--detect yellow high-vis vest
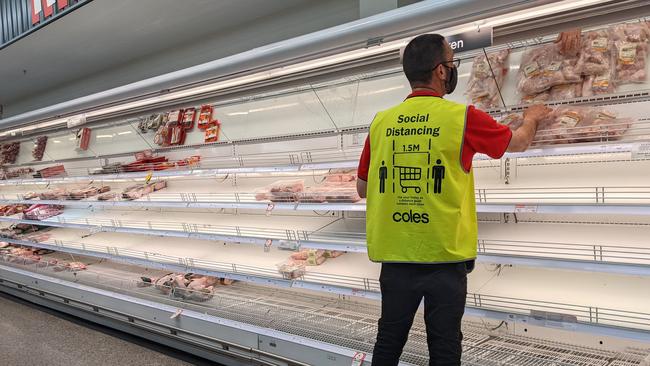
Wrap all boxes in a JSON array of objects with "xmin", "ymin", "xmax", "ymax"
[{"xmin": 366, "ymin": 96, "xmax": 477, "ymax": 263}]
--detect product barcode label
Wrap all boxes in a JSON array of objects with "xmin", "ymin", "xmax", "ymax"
[{"xmin": 632, "ymin": 142, "xmax": 650, "ymax": 160}]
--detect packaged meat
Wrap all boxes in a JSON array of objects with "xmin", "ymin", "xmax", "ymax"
[
  {"xmin": 68, "ymin": 186, "xmax": 104, "ymax": 200},
  {"xmin": 204, "ymin": 123, "xmax": 221, "ymax": 143},
  {"xmin": 298, "ymin": 188, "xmax": 327, "ymax": 203},
  {"xmin": 32, "ymin": 136, "xmax": 47, "ymax": 161},
  {"xmin": 134, "ymin": 150, "xmax": 153, "ymax": 161},
  {"xmin": 145, "ymin": 114, "xmax": 166, "ymax": 131},
  {"xmin": 517, "ymin": 44, "xmax": 581, "ymax": 96},
  {"xmin": 97, "ymin": 192, "xmax": 118, "ymax": 201},
  {"xmin": 1, "ymin": 142, "xmax": 20, "ymax": 165},
  {"xmin": 277, "ymin": 260, "xmax": 306, "ymax": 279},
  {"xmin": 324, "ymin": 250, "xmax": 344, "ymax": 258},
  {"xmin": 548, "ymin": 83, "xmax": 582, "ymax": 100},
  {"xmin": 323, "ymin": 186, "xmax": 361, "ymax": 203},
  {"xmin": 534, "ymin": 106, "xmax": 631, "ymax": 145},
  {"xmin": 66, "ymin": 262, "xmax": 87, "ymax": 272},
  {"xmin": 520, "ymin": 91, "xmax": 550, "ymax": 104},
  {"xmin": 153, "ymin": 180, "xmax": 167, "ymax": 191},
  {"xmin": 220, "ymin": 278, "xmax": 234, "ymax": 285},
  {"xmin": 611, "ymin": 23, "xmax": 650, "ymax": 84},
  {"xmin": 576, "ymin": 29, "xmax": 614, "ymax": 76},
  {"xmin": 39, "ymin": 188, "xmax": 68, "ymax": 200},
  {"xmin": 324, "ymin": 172, "xmax": 357, "ymax": 183},
  {"xmin": 613, "ymin": 40, "xmax": 648, "ymax": 84},
  {"xmin": 465, "ymin": 49, "xmax": 510, "ymax": 110},
  {"xmin": 181, "ymin": 108, "xmax": 196, "ymax": 130},
  {"xmin": 24, "ymin": 204, "xmax": 63, "ymax": 221},
  {"xmin": 75, "ymin": 128, "xmax": 91, "ymax": 151},
  {"xmin": 36, "ymin": 165, "xmax": 66, "ymax": 178},
  {"xmin": 167, "ymin": 110, "xmax": 183, "ymax": 124},
  {"xmin": 198, "ymin": 105, "xmax": 215, "ymax": 130},
  {"xmin": 1, "ymin": 167, "xmax": 34, "ymax": 180},
  {"xmin": 582, "ymin": 73, "xmax": 616, "ymax": 96},
  {"xmin": 257, "ymin": 179, "xmax": 305, "ymax": 202},
  {"xmin": 168, "ymin": 125, "xmax": 187, "ymax": 146}
]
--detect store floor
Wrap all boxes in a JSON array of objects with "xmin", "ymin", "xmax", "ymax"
[{"xmin": 0, "ymin": 292, "xmax": 216, "ymax": 366}]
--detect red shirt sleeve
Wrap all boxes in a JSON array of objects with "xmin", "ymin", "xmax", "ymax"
[
  {"xmin": 462, "ymin": 105, "xmax": 512, "ymax": 171},
  {"xmin": 357, "ymin": 135, "xmax": 370, "ymax": 181}
]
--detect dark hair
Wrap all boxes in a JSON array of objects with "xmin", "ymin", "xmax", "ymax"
[{"xmin": 402, "ymin": 34, "xmax": 447, "ymax": 85}]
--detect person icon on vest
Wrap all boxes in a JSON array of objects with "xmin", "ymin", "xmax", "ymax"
[
  {"xmin": 355, "ymin": 33, "xmax": 550, "ymax": 365},
  {"xmin": 379, "ymin": 161, "xmax": 388, "ymax": 194},
  {"xmin": 432, "ymin": 159, "xmax": 445, "ymax": 194}
]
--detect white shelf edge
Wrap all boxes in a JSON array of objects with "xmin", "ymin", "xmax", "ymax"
[
  {"xmin": 3, "ymin": 216, "xmax": 650, "ymax": 277},
  {"xmin": 0, "ymin": 139, "xmax": 643, "ymax": 186},
  {"xmin": 4, "ymin": 199, "xmax": 650, "ymax": 216}
]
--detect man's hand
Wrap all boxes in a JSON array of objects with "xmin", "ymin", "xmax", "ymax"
[
  {"xmin": 507, "ymin": 104, "xmax": 552, "ymax": 152},
  {"xmin": 523, "ymin": 103, "xmax": 551, "ymax": 122},
  {"xmin": 555, "ymin": 29, "xmax": 581, "ymax": 56}
]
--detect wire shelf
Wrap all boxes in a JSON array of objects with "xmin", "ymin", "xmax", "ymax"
[{"xmin": 1, "ymin": 256, "xmax": 648, "ymax": 366}]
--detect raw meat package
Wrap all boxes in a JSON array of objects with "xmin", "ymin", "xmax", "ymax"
[
  {"xmin": 167, "ymin": 110, "xmax": 183, "ymax": 124},
  {"xmin": 256, "ymin": 179, "xmax": 305, "ymax": 202},
  {"xmin": 121, "ymin": 181, "xmax": 166, "ymax": 200},
  {"xmin": 548, "ymin": 83, "xmax": 582, "ymax": 100},
  {"xmin": 582, "ymin": 73, "xmax": 615, "ymax": 96},
  {"xmin": 181, "ymin": 108, "xmax": 196, "ymax": 130},
  {"xmin": 465, "ymin": 49, "xmax": 510, "ymax": 110},
  {"xmin": 535, "ymin": 107, "xmax": 631, "ymax": 145},
  {"xmin": 611, "ymin": 23, "xmax": 650, "ymax": 84},
  {"xmin": 576, "ymin": 29, "xmax": 614, "ymax": 76},
  {"xmin": 35, "ymin": 165, "xmax": 66, "ymax": 178},
  {"xmin": 204, "ymin": 123, "xmax": 221, "ymax": 143},
  {"xmin": 134, "ymin": 150, "xmax": 153, "ymax": 161},
  {"xmin": 39, "ymin": 188, "xmax": 68, "ymax": 200},
  {"xmin": 67, "ymin": 186, "xmax": 110, "ymax": 200},
  {"xmin": 277, "ymin": 260, "xmax": 306, "ymax": 279},
  {"xmin": 1, "ymin": 167, "xmax": 34, "ymax": 180},
  {"xmin": 75, "ymin": 128, "xmax": 91, "ymax": 151},
  {"xmin": 1, "ymin": 142, "xmax": 20, "ymax": 165},
  {"xmin": 517, "ymin": 44, "xmax": 581, "ymax": 96},
  {"xmin": 23, "ymin": 204, "xmax": 63, "ymax": 221},
  {"xmin": 324, "ymin": 170, "xmax": 357, "ymax": 183},
  {"xmin": 198, "ymin": 105, "xmax": 215, "ymax": 130},
  {"xmin": 299, "ymin": 187, "xmax": 327, "ymax": 203},
  {"xmin": 167, "ymin": 125, "xmax": 187, "ymax": 146},
  {"xmin": 323, "ymin": 186, "xmax": 361, "ymax": 203},
  {"xmin": 32, "ymin": 136, "xmax": 47, "ymax": 161},
  {"xmin": 0, "ymin": 204, "xmax": 30, "ymax": 216},
  {"xmin": 97, "ymin": 192, "xmax": 118, "ymax": 201}
]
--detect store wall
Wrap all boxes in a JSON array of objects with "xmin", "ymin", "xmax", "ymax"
[{"xmin": 3, "ymin": 0, "xmax": 362, "ymax": 118}]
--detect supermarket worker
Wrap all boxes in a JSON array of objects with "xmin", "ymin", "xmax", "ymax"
[{"xmin": 356, "ymin": 34, "xmax": 550, "ymax": 365}]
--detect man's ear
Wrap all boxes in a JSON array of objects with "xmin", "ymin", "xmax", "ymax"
[{"xmin": 433, "ymin": 64, "xmax": 445, "ymax": 81}]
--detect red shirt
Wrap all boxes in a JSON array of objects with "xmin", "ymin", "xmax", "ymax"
[{"xmin": 357, "ymin": 90, "xmax": 512, "ymax": 180}]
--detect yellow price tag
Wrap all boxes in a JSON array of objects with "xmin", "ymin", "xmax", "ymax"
[{"xmin": 145, "ymin": 171, "xmax": 153, "ymax": 184}]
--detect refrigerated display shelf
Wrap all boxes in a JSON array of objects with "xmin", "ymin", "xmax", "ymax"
[
  {"xmin": 1, "ymin": 256, "xmax": 648, "ymax": 366},
  {"xmin": 2, "ymin": 130, "xmax": 649, "ymax": 187},
  {"xmin": 4, "ymin": 185, "xmax": 650, "ymax": 215},
  {"xmin": 2, "ymin": 234, "xmax": 650, "ymax": 337},
  {"xmin": 4, "ymin": 212, "xmax": 650, "ymax": 275}
]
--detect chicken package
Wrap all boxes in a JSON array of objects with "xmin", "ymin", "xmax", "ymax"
[
  {"xmin": 576, "ymin": 29, "xmax": 614, "ymax": 76},
  {"xmin": 1, "ymin": 142, "xmax": 20, "ymax": 165},
  {"xmin": 324, "ymin": 250, "xmax": 345, "ymax": 258},
  {"xmin": 520, "ymin": 91, "xmax": 550, "ymax": 105},
  {"xmin": 582, "ymin": 73, "xmax": 616, "ymax": 96},
  {"xmin": 517, "ymin": 44, "xmax": 581, "ymax": 96},
  {"xmin": 465, "ymin": 49, "xmax": 510, "ymax": 110},
  {"xmin": 256, "ymin": 179, "xmax": 305, "ymax": 202},
  {"xmin": 66, "ymin": 262, "xmax": 87, "ymax": 272},
  {"xmin": 571, "ymin": 109, "xmax": 632, "ymax": 143},
  {"xmin": 534, "ymin": 107, "xmax": 591, "ymax": 145},
  {"xmin": 548, "ymin": 83, "xmax": 582, "ymax": 100},
  {"xmin": 611, "ymin": 23, "xmax": 650, "ymax": 84}
]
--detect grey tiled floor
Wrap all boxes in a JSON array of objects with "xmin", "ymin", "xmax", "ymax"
[{"xmin": 0, "ymin": 292, "xmax": 215, "ymax": 366}]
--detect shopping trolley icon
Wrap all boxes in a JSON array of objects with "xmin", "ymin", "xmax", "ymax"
[{"xmin": 395, "ymin": 165, "xmax": 422, "ymax": 193}]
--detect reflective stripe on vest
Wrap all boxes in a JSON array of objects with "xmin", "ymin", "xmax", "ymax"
[{"xmin": 366, "ymin": 97, "xmax": 477, "ymax": 263}]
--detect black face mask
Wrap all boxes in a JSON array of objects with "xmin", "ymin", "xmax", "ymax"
[{"xmin": 442, "ymin": 64, "xmax": 458, "ymax": 94}]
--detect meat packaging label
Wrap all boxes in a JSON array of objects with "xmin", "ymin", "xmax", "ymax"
[
  {"xmin": 474, "ymin": 60, "xmax": 490, "ymax": 77},
  {"xmin": 523, "ymin": 62, "xmax": 540, "ymax": 77},
  {"xmin": 545, "ymin": 61, "xmax": 562, "ymax": 73},
  {"xmin": 591, "ymin": 38, "xmax": 608, "ymax": 52},
  {"xmin": 618, "ymin": 43, "xmax": 637, "ymax": 64},
  {"xmin": 559, "ymin": 114, "xmax": 580, "ymax": 127},
  {"xmin": 592, "ymin": 73, "xmax": 611, "ymax": 88}
]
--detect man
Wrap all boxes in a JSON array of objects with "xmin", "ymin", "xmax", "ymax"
[{"xmin": 356, "ymin": 34, "xmax": 550, "ymax": 366}]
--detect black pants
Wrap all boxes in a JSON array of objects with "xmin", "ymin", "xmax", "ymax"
[{"xmin": 372, "ymin": 261, "xmax": 471, "ymax": 366}]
